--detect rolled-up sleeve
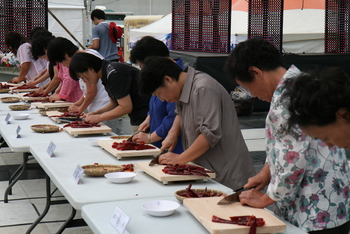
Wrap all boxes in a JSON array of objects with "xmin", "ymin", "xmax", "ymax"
[{"xmin": 191, "ymin": 85, "xmax": 222, "ymax": 147}]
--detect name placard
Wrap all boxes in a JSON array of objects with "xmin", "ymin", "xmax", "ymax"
[
  {"xmin": 73, "ymin": 164, "xmax": 84, "ymax": 184},
  {"xmin": 16, "ymin": 125, "xmax": 21, "ymax": 138},
  {"xmin": 46, "ymin": 141, "xmax": 56, "ymax": 157},
  {"xmin": 110, "ymin": 206, "xmax": 130, "ymax": 234},
  {"xmin": 5, "ymin": 113, "xmax": 10, "ymax": 124}
]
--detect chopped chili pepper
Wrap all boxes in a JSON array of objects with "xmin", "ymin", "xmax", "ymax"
[
  {"xmin": 162, "ymin": 164, "xmax": 214, "ymax": 177},
  {"xmin": 111, "ymin": 141, "xmax": 156, "ymax": 150},
  {"xmin": 213, "ymin": 215, "xmax": 265, "ymax": 234},
  {"xmin": 63, "ymin": 120, "xmax": 100, "ymax": 128}
]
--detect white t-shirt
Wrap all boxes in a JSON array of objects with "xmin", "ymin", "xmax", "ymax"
[
  {"xmin": 78, "ymin": 49, "xmax": 109, "ymax": 112},
  {"xmin": 17, "ymin": 42, "xmax": 49, "ymax": 88}
]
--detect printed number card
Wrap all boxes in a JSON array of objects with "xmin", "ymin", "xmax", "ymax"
[
  {"xmin": 110, "ymin": 206, "xmax": 130, "ymax": 234},
  {"xmin": 46, "ymin": 141, "xmax": 56, "ymax": 157},
  {"xmin": 5, "ymin": 113, "xmax": 10, "ymax": 124},
  {"xmin": 73, "ymin": 164, "xmax": 84, "ymax": 184},
  {"xmin": 16, "ymin": 125, "xmax": 21, "ymax": 138}
]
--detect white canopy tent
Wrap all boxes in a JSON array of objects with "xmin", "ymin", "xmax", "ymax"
[
  {"xmin": 130, "ymin": 1, "xmax": 325, "ymax": 54},
  {"xmin": 48, "ymin": 0, "xmax": 85, "ymax": 47}
]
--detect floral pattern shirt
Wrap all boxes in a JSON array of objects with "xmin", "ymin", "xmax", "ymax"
[{"xmin": 265, "ymin": 65, "xmax": 350, "ymax": 232}]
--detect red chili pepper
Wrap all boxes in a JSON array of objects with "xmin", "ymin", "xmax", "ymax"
[
  {"xmin": 248, "ymin": 216, "xmax": 257, "ymax": 234},
  {"xmin": 212, "ymin": 215, "xmax": 236, "ymax": 224}
]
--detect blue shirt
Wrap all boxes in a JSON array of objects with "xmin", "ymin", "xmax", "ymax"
[
  {"xmin": 148, "ymin": 96, "xmax": 183, "ymax": 154},
  {"xmin": 91, "ymin": 22, "xmax": 119, "ymax": 60}
]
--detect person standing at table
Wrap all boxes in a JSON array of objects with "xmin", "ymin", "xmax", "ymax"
[
  {"xmin": 88, "ymin": 9, "xmax": 119, "ymax": 62},
  {"xmin": 5, "ymin": 31, "xmax": 48, "ymax": 87},
  {"xmin": 129, "ymin": 36, "xmax": 183, "ymax": 153},
  {"xmin": 69, "ymin": 52, "xmax": 149, "ymax": 133},
  {"xmin": 138, "ymin": 56, "xmax": 255, "ymax": 190},
  {"xmin": 224, "ymin": 38, "xmax": 350, "ymax": 233},
  {"xmin": 47, "ymin": 37, "xmax": 110, "ymax": 114},
  {"xmin": 28, "ymin": 35, "xmax": 83, "ymax": 103}
]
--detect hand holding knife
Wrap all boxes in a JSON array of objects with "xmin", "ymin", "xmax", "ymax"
[{"xmin": 217, "ymin": 187, "xmax": 256, "ymax": 205}]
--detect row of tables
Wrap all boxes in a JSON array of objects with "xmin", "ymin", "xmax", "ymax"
[{"xmin": 0, "ymin": 92, "xmax": 307, "ymax": 234}]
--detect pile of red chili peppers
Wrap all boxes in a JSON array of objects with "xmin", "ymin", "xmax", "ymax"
[
  {"xmin": 0, "ymin": 84, "xmax": 13, "ymax": 89},
  {"xmin": 112, "ymin": 141, "xmax": 156, "ymax": 150},
  {"xmin": 24, "ymin": 92, "xmax": 49, "ymax": 97},
  {"xmin": 12, "ymin": 85, "xmax": 38, "ymax": 89},
  {"xmin": 63, "ymin": 120, "xmax": 100, "ymax": 128},
  {"xmin": 122, "ymin": 164, "xmax": 134, "ymax": 172},
  {"xmin": 178, "ymin": 184, "xmax": 223, "ymax": 198},
  {"xmin": 212, "ymin": 215, "xmax": 265, "ymax": 234},
  {"xmin": 162, "ymin": 164, "xmax": 214, "ymax": 177}
]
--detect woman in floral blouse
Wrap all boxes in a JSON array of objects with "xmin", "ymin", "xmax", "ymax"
[{"xmin": 225, "ymin": 38, "xmax": 350, "ymax": 234}]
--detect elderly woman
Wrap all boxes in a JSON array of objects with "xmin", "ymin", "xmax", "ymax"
[
  {"xmin": 138, "ymin": 56, "xmax": 256, "ymax": 190},
  {"xmin": 225, "ymin": 38, "xmax": 350, "ymax": 233},
  {"xmin": 286, "ymin": 67, "xmax": 350, "ymax": 150},
  {"xmin": 5, "ymin": 31, "xmax": 48, "ymax": 87}
]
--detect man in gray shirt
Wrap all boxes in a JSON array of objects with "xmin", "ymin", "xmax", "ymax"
[
  {"xmin": 139, "ymin": 56, "xmax": 256, "ymax": 190},
  {"xmin": 88, "ymin": 9, "xmax": 119, "ymax": 61}
]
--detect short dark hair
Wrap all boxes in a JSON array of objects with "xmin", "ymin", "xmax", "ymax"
[
  {"xmin": 69, "ymin": 52, "xmax": 103, "ymax": 80},
  {"xmin": 286, "ymin": 67, "xmax": 350, "ymax": 129},
  {"xmin": 30, "ymin": 27, "xmax": 47, "ymax": 40},
  {"xmin": 47, "ymin": 37, "xmax": 79, "ymax": 63},
  {"xmin": 225, "ymin": 38, "xmax": 284, "ymax": 83},
  {"xmin": 139, "ymin": 56, "xmax": 182, "ymax": 95},
  {"xmin": 5, "ymin": 31, "xmax": 29, "ymax": 55},
  {"xmin": 130, "ymin": 36, "xmax": 170, "ymax": 64},
  {"xmin": 91, "ymin": 9, "xmax": 105, "ymax": 20},
  {"xmin": 31, "ymin": 34, "xmax": 55, "ymax": 60}
]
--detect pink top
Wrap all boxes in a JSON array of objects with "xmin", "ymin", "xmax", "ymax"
[
  {"xmin": 17, "ymin": 42, "xmax": 49, "ymax": 88},
  {"xmin": 56, "ymin": 63, "xmax": 83, "ymax": 102}
]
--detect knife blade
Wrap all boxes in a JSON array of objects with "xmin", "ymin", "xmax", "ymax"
[
  {"xmin": 217, "ymin": 187, "xmax": 254, "ymax": 205},
  {"xmin": 149, "ymin": 149, "xmax": 168, "ymax": 166}
]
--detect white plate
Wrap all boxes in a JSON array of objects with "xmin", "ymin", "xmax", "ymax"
[
  {"xmin": 141, "ymin": 200, "xmax": 180, "ymax": 217},
  {"xmin": 104, "ymin": 172, "xmax": 136, "ymax": 183},
  {"xmin": 11, "ymin": 112, "xmax": 30, "ymax": 120}
]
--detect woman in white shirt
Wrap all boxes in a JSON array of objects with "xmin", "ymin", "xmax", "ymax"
[{"xmin": 5, "ymin": 31, "xmax": 48, "ymax": 87}]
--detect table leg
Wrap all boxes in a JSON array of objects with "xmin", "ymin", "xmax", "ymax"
[
  {"xmin": 26, "ymin": 173, "xmax": 70, "ymax": 234},
  {"xmin": 26, "ymin": 174, "xmax": 52, "ymax": 234},
  {"xmin": 56, "ymin": 207, "xmax": 77, "ymax": 234},
  {"xmin": 4, "ymin": 152, "xmax": 29, "ymax": 203}
]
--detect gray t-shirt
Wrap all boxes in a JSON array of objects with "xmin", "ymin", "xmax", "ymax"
[
  {"xmin": 176, "ymin": 67, "xmax": 256, "ymax": 190},
  {"xmin": 91, "ymin": 22, "xmax": 119, "ymax": 60}
]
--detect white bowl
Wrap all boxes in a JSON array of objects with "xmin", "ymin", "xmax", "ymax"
[
  {"xmin": 141, "ymin": 200, "xmax": 180, "ymax": 217},
  {"xmin": 104, "ymin": 172, "xmax": 137, "ymax": 183},
  {"xmin": 88, "ymin": 137, "xmax": 110, "ymax": 146},
  {"xmin": 11, "ymin": 112, "xmax": 30, "ymax": 120}
]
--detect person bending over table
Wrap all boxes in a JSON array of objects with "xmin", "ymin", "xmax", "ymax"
[
  {"xmin": 129, "ymin": 36, "xmax": 183, "ymax": 153},
  {"xmin": 225, "ymin": 38, "xmax": 350, "ymax": 233},
  {"xmin": 286, "ymin": 67, "xmax": 350, "ymax": 150},
  {"xmin": 139, "ymin": 56, "xmax": 255, "ymax": 190},
  {"xmin": 5, "ymin": 31, "xmax": 48, "ymax": 87},
  {"xmin": 69, "ymin": 53, "xmax": 149, "ymax": 133},
  {"xmin": 47, "ymin": 37, "xmax": 109, "ymax": 114}
]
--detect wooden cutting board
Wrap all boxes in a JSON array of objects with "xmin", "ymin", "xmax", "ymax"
[
  {"xmin": 136, "ymin": 161, "xmax": 215, "ymax": 185},
  {"xmin": 11, "ymin": 88, "xmax": 38, "ymax": 93},
  {"xmin": 183, "ymin": 197, "xmax": 286, "ymax": 234},
  {"xmin": 17, "ymin": 93, "xmax": 49, "ymax": 102},
  {"xmin": 98, "ymin": 139, "xmax": 161, "ymax": 160},
  {"xmin": 2, "ymin": 82, "xmax": 24, "ymax": 87},
  {"xmin": 32, "ymin": 101, "xmax": 73, "ymax": 109},
  {"xmin": 63, "ymin": 123, "xmax": 112, "ymax": 137}
]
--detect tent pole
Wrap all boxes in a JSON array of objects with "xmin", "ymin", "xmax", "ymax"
[{"xmin": 47, "ymin": 8, "xmax": 85, "ymax": 49}]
